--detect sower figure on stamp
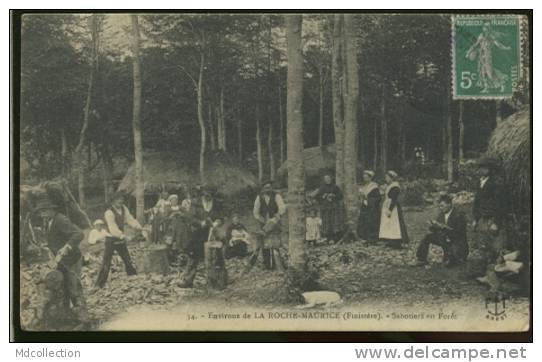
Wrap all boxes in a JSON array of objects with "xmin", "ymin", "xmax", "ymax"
[
  {"xmin": 178, "ymin": 186, "xmax": 223, "ymax": 288},
  {"xmin": 472, "ymin": 158, "xmax": 508, "ymax": 282},
  {"xmin": 249, "ymin": 181, "xmax": 286, "ymax": 271},
  {"xmin": 94, "ymin": 192, "xmax": 142, "ymax": 289},
  {"xmin": 34, "ymin": 197, "xmax": 89, "ymax": 326},
  {"xmin": 414, "ymin": 194, "xmax": 469, "ymax": 267}
]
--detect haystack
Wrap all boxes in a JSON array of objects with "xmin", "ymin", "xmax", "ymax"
[
  {"xmin": 277, "ymin": 144, "xmax": 336, "ymax": 179},
  {"xmin": 117, "ymin": 151, "xmax": 257, "ymax": 198},
  {"xmin": 487, "ymin": 107, "xmax": 531, "ymax": 212}
]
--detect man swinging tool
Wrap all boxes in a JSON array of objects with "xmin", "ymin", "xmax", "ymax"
[{"xmin": 33, "ymin": 197, "xmax": 89, "ymax": 328}]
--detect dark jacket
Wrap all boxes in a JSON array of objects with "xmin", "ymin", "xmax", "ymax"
[
  {"xmin": 433, "ymin": 208, "xmax": 468, "ymax": 261},
  {"xmin": 46, "ymin": 212, "xmax": 84, "ymax": 265},
  {"xmin": 472, "ymin": 177, "xmax": 506, "ymax": 225}
]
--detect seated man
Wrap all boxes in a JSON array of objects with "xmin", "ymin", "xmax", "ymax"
[{"xmin": 415, "ymin": 194, "xmax": 468, "ymax": 267}]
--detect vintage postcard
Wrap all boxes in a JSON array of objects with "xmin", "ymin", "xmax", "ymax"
[{"xmin": 13, "ymin": 11, "xmax": 531, "ymax": 334}]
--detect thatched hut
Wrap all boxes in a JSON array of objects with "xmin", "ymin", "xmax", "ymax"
[
  {"xmin": 117, "ymin": 151, "xmax": 258, "ymax": 205},
  {"xmin": 277, "ymin": 144, "xmax": 362, "ymax": 188},
  {"xmin": 486, "ymin": 107, "xmax": 531, "ymax": 214}
]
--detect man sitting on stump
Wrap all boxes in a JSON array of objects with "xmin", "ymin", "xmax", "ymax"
[
  {"xmin": 95, "ymin": 191, "xmax": 143, "ymax": 289},
  {"xmin": 35, "ymin": 197, "xmax": 89, "ymax": 326},
  {"xmin": 415, "ymin": 194, "xmax": 468, "ymax": 267}
]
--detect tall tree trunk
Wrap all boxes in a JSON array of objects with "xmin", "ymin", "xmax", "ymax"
[
  {"xmin": 101, "ymin": 144, "xmax": 114, "ymax": 204},
  {"xmin": 495, "ymin": 100, "xmax": 503, "ymax": 124},
  {"xmin": 373, "ymin": 116, "xmax": 378, "ymax": 170},
  {"xmin": 446, "ymin": 86, "xmax": 454, "ymax": 182},
  {"xmin": 380, "ymin": 83, "xmax": 388, "ymax": 175},
  {"xmin": 342, "ymin": 14, "xmax": 360, "ymax": 236},
  {"xmin": 268, "ymin": 113, "xmax": 276, "ymax": 181},
  {"xmin": 75, "ymin": 14, "xmax": 99, "ymax": 209},
  {"xmin": 318, "ymin": 66, "xmax": 324, "ymax": 147},
  {"xmin": 286, "ymin": 14, "xmax": 305, "ymax": 271},
  {"xmin": 218, "ymin": 86, "xmax": 226, "ymax": 151},
  {"xmin": 197, "ymin": 48, "xmax": 206, "ymax": 183},
  {"xmin": 237, "ymin": 116, "xmax": 243, "ymax": 162},
  {"xmin": 331, "ymin": 14, "xmax": 345, "ymax": 189},
  {"xmin": 458, "ymin": 100, "xmax": 465, "ymax": 162},
  {"xmin": 208, "ymin": 104, "xmax": 216, "ymax": 152},
  {"xmin": 278, "ymin": 79, "xmax": 285, "ymax": 165},
  {"xmin": 60, "ymin": 129, "xmax": 68, "ymax": 178},
  {"xmin": 130, "ymin": 14, "xmax": 145, "ymax": 223},
  {"xmin": 255, "ymin": 106, "xmax": 264, "ymax": 183}
]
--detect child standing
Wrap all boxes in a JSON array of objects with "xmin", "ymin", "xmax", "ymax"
[
  {"xmin": 306, "ymin": 209, "xmax": 322, "ymax": 246},
  {"xmin": 225, "ymin": 214, "xmax": 251, "ymax": 258},
  {"xmin": 88, "ymin": 219, "xmax": 111, "ymax": 245}
]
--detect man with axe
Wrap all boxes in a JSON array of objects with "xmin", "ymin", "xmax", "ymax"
[{"xmin": 34, "ymin": 197, "xmax": 89, "ymax": 326}]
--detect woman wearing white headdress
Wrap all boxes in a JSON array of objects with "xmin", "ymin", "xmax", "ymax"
[
  {"xmin": 379, "ymin": 170, "xmax": 409, "ymax": 248},
  {"xmin": 357, "ymin": 170, "xmax": 381, "ymax": 242}
]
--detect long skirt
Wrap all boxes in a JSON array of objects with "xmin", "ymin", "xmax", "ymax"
[
  {"xmin": 320, "ymin": 202, "xmax": 345, "ymax": 239},
  {"xmin": 358, "ymin": 204, "xmax": 381, "ymax": 241}
]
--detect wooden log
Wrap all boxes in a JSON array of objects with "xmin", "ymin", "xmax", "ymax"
[
  {"xmin": 204, "ymin": 241, "xmax": 227, "ymax": 289},
  {"xmin": 140, "ymin": 244, "xmax": 170, "ymax": 275}
]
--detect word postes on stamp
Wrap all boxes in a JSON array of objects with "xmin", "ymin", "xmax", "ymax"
[{"xmin": 453, "ymin": 15, "xmax": 522, "ymax": 99}]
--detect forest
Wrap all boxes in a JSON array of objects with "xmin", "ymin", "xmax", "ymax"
[{"xmin": 17, "ymin": 13, "xmax": 531, "ymax": 331}]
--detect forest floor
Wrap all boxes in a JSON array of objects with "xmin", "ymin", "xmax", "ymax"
[{"xmin": 20, "ymin": 203, "xmax": 530, "ymax": 331}]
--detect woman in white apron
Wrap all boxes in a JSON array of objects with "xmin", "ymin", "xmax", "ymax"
[{"xmin": 379, "ymin": 170, "xmax": 409, "ymax": 249}]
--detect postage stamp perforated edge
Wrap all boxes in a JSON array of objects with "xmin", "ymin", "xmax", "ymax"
[{"xmin": 451, "ymin": 14, "xmax": 526, "ymax": 100}]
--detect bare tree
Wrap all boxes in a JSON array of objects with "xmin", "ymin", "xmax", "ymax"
[
  {"xmin": 285, "ymin": 14, "xmax": 305, "ymax": 271},
  {"xmin": 342, "ymin": 14, "xmax": 360, "ymax": 236},
  {"xmin": 331, "ymin": 14, "xmax": 345, "ymax": 189},
  {"xmin": 458, "ymin": 100, "xmax": 465, "ymax": 162},
  {"xmin": 74, "ymin": 14, "xmax": 100, "ymax": 208},
  {"xmin": 130, "ymin": 14, "xmax": 145, "ymax": 223}
]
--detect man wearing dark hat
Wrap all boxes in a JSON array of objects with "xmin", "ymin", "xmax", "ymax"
[
  {"xmin": 414, "ymin": 194, "xmax": 468, "ymax": 267},
  {"xmin": 472, "ymin": 158, "xmax": 507, "ymax": 277},
  {"xmin": 250, "ymin": 180, "xmax": 286, "ymax": 270},
  {"xmin": 95, "ymin": 191, "xmax": 142, "ymax": 288},
  {"xmin": 178, "ymin": 186, "xmax": 223, "ymax": 287},
  {"xmin": 35, "ymin": 198, "xmax": 88, "ymax": 324}
]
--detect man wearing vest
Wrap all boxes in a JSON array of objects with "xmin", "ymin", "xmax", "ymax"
[
  {"xmin": 250, "ymin": 181, "xmax": 286, "ymax": 270},
  {"xmin": 95, "ymin": 192, "xmax": 142, "ymax": 288},
  {"xmin": 178, "ymin": 186, "xmax": 223, "ymax": 288},
  {"xmin": 34, "ymin": 197, "xmax": 89, "ymax": 325}
]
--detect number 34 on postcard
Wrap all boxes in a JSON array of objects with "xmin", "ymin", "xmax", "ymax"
[{"xmin": 453, "ymin": 15, "xmax": 524, "ymax": 99}]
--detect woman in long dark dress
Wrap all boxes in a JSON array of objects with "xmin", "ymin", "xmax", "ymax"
[
  {"xmin": 357, "ymin": 170, "xmax": 381, "ymax": 242},
  {"xmin": 313, "ymin": 174, "xmax": 345, "ymax": 243},
  {"xmin": 379, "ymin": 170, "xmax": 409, "ymax": 249}
]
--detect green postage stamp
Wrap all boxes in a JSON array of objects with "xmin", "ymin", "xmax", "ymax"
[{"xmin": 453, "ymin": 15, "xmax": 523, "ymax": 99}]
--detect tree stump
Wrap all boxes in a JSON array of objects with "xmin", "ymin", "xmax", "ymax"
[
  {"xmin": 204, "ymin": 241, "xmax": 227, "ymax": 289},
  {"xmin": 140, "ymin": 244, "xmax": 170, "ymax": 275}
]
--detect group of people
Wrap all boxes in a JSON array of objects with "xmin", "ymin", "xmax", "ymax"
[
  {"xmin": 308, "ymin": 159, "xmax": 507, "ymax": 276},
  {"xmin": 32, "ymin": 158, "xmax": 508, "ymax": 326},
  {"xmin": 308, "ymin": 170, "xmax": 409, "ymax": 250}
]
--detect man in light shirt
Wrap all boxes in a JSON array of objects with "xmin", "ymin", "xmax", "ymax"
[{"xmin": 95, "ymin": 192, "xmax": 142, "ymax": 288}]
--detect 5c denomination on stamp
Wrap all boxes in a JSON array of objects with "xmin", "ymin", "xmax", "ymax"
[{"xmin": 453, "ymin": 15, "xmax": 523, "ymax": 99}]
